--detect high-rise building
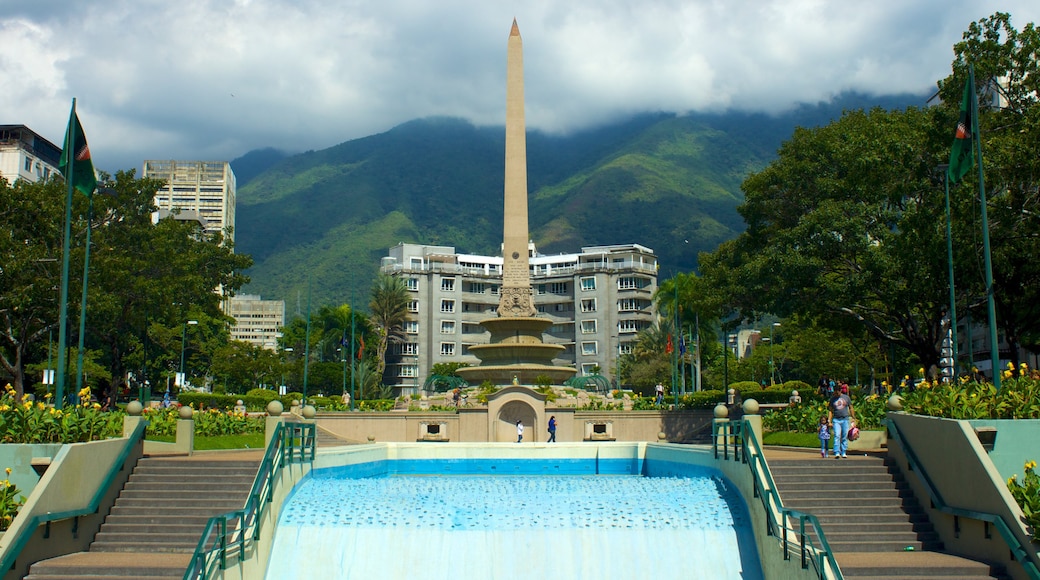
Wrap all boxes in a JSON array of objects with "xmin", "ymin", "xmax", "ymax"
[
  {"xmin": 380, "ymin": 242, "xmax": 658, "ymax": 391},
  {"xmin": 228, "ymin": 295, "xmax": 285, "ymax": 351},
  {"xmin": 143, "ymin": 160, "xmax": 237, "ymax": 244},
  {"xmin": 0, "ymin": 125, "xmax": 62, "ymax": 185}
]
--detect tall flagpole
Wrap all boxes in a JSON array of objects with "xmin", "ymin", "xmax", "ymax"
[
  {"xmin": 969, "ymin": 65, "xmax": 1001, "ymax": 389},
  {"xmin": 55, "ymin": 99, "xmax": 78, "ymax": 409},
  {"xmin": 942, "ymin": 168, "xmax": 958, "ymax": 380},
  {"xmin": 75, "ymin": 195, "xmax": 95, "ymax": 396}
]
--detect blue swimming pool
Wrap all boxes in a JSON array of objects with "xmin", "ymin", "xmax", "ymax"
[{"xmin": 265, "ymin": 457, "xmax": 762, "ymax": 579}]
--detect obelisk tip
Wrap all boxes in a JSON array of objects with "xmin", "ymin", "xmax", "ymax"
[{"xmin": 510, "ymin": 18, "xmax": 520, "ymax": 37}]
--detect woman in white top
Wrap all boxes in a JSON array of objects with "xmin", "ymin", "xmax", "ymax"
[{"xmin": 516, "ymin": 420, "xmax": 524, "ymax": 443}]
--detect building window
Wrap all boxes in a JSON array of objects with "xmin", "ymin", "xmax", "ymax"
[
  {"xmin": 581, "ymin": 341, "xmax": 598, "ymax": 355},
  {"xmin": 24, "ymin": 157, "xmax": 32, "ymax": 172},
  {"xmin": 580, "ymin": 299, "xmax": 597, "ymax": 313},
  {"xmin": 405, "ymin": 321, "xmax": 419, "ymax": 334},
  {"xmin": 618, "ymin": 298, "xmax": 641, "ymax": 312},
  {"xmin": 398, "ymin": 342, "xmax": 418, "ymax": 355},
  {"xmin": 618, "ymin": 277, "xmax": 637, "ymax": 290},
  {"xmin": 440, "ymin": 299, "xmax": 455, "ymax": 313},
  {"xmin": 406, "ymin": 278, "xmax": 419, "ymax": 291},
  {"xmin": 581, "ymin": 363, "xmax": 598, "ymax": 375},
  {"xmin": 441, "ymin": 321, "xmax": 456, "ymax": 334},
  {"xmin": 440, "ymin": 342, "xmax": 455, "ymax": 356},
  {"xmin": 580, "ymin": 320, "xmax": 597, "ymax": 334},
  {"xmin": 580, "ymin": 277, "xmax": 596, "ymax": 291},
  {"xmin": 618, "ymin": 320, "xmax": 638, "ymax": 334},
  {"xmin": 441, "ymin": 277, "xmax": 455, "ymax": 292},
  {"xmin": 619, "ymin": 343, "xmax": 633, "ymax": 355},
  {"xmin": 467, "ymin": 282, "xmax": 485, "ymax": 293},
  {"xmin": 490, "ymin": 284, "xmax": 499, "ymax": 295},
  {"xmin": 549, "ymin": 282, "xmax": 568, "ymax": 295},
  {"xmin": 537, "ymin": 284, "xmax": 546, "ymax": 295},
  {"xmin": 409, "ymin": 300, "xmax": 419, "ymax": 313},
  {"xmin": 399, "ymin": 365, "xmax": 418, "ymax": 378}
]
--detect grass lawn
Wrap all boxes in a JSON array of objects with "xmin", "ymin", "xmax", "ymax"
[
  {"xmin": 146, "ymin": 433, "xmax": 265, "ymax": 450},
  {"xmin": 762, "ymin": 431, "xmax": 819, "ymax": 448}
]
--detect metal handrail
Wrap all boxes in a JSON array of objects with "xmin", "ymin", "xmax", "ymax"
[
  {"xmin": 183, "ymin": 422, "xmax": 316, "ymax": 580},
  {"xmin": 713, "ymin": 419, "xmax": 843, "ymax": 579},
  {"xmin": 0, "ymin": 420, "xmax": 148, "ymax": 575},
  {"xmin": 886, "ymin": 419, "xmax": 1040, "ymax": 579}
]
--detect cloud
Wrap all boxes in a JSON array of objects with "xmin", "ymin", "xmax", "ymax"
[{"xmin": 2, "ymin": 0, "xmax": 1037, "ymax": 172}]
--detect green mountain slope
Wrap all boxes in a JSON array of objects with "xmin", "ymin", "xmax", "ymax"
[{"xmin": 234, "ymin": 94, "xmax": 922, "ymax": 307}]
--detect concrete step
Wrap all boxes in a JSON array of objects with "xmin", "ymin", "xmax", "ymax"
[
  {"xmin": 836, "ymin": 551, "xmax": 1005, "ymax": 577},
  {"xmin": 26, "ymin": 552, "xmax": 191, "ymax": 578}
]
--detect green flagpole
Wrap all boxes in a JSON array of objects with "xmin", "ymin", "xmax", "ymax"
[
  {"xmin": 75, "ymin": 194, "xmax": 95, "ymax": 396},
  {"xmin": 969, "ymin": 65, "xmax": 1001, "ymax": 389},
  {"xmin": 350, "ymin": 289, "xmax": 356, "ymax": 411},
  {"xmin": 55, "ymin": 99, "xmax": 78, "ymax": 409},
  {"xmin": 302, "ymin": 278, "xmax": 311, "ymax": 406},
  {"xmin": 943, "ymin": 167, "xmax": 958, "ymax": 379}
]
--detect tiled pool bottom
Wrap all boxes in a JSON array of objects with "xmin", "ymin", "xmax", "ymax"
[{"xmin": 266, "ymin": 463, "xmax": 762, "ymax": 579}]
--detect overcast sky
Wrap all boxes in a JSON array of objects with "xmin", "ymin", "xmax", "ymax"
[{"xmin": 3, "ymin": 1, "xmax": 1038, "ymax": 173}]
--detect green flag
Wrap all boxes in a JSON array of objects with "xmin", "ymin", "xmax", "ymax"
[
  {"xmin": 947, "ymin": 77, "xmax": 974, "ymax": 184},
  {"xmin": 58, "ymin": 105, "xmax": 97, "ymax": 197}
]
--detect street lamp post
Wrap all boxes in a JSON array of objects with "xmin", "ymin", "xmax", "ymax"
[
  {"xmin": 769, "ymin": 322, "xmax": 780, "ymax": 386},
  {"xmin": 179, "ymin": 320, "xmax": 198, "ymax": 389}
]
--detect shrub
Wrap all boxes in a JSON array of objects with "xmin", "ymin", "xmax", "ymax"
[{"xmin": 0, "ymin": 385, "xmax": 123, "ymax": 443}]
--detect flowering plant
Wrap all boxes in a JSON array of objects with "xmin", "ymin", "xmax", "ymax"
[
  {"xmin": 0, "ymin": 468, "xmax": 25, "ymax": 531},
  {"xmin": 1007, "ymin": 460, "xmax": 1040, "ymax": 541}
]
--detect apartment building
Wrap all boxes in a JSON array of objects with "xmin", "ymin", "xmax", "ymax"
[
  {"xmin": 380, "ymin": 242, "xmax": 658, "ymax": 391},
  {"xmin": 227, "ymin": 294, "xmax": 285, "ymax": 351},
  {"xmin": 143, "ymin": 160, "xmax": 236, "ymax": 244},
  {"xmin": 0, "ymin": 125, "xmax": 62, "ymax": 185}
]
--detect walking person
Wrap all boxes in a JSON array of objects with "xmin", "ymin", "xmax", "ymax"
[
  {"xmin": 817, "ymin": 415, "xmax": 831, "ymax": 458},
  {"xmin": 516, "ymin": 420, "xmax": 524, "ymax": 443},
  {"xmin": 828, "ymin": 385, "xmax": 855, "ymax": 459},
  {"xmin": 655, "ymin": 382, "xmax": 664, "ymax": 406},
  {"xmin": 547, "ymin": 415, "xmax": 557, "ymax": 443}
]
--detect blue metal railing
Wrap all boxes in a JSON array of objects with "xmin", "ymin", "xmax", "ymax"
[
  {"xmin": 183, "ymin": 422, "xmax": 316, "ymax": 580},
  {"xmin": 886, "ymin": 419, "xmax": 1040, "ymax": 579},
  {"xmin": 713, "ymin": 419, "xmax": 843, "ymax": 579}
]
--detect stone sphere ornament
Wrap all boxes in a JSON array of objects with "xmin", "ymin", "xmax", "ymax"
[
  {"xmin": 887, "ymin": 394, "xmax": 904, "ymax": 411},
  {"xmin": 713, "ymin": 404, "xmax": 729, "ymax": 418},
  {"xmin": 178, "ymin": 405, "xmax": 194, "ymax": 420},
  {"xmin": 742, "ymin": 398, "xmax": 760, "ymax": 415},
  {"xmin": 267, "ymin": 400, "xmax": 284, "ymax": 416},
  {"xmin": 126, "ymin": 400, "xmax": 143, "ymax": 416},
  {"xmin": 302, "ymin": 405, "xmax": 317, "ymax": 419}
]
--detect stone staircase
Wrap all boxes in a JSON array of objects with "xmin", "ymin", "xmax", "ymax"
[
  {"xmin": 24, "ymin": 455, "xmax": 261, "ymax": 579},
  {"xmin": 769, "ymin": 452, "xmax": 1007, "ymax": 579}
]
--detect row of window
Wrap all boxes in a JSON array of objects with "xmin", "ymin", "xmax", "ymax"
[
  {"xmin": 410, "ymin": 297, "xmax": 649, "ymax": 317},
  {"xmin": 394, "ymin": 339, "xmax": 637, "ymax": 359},
  {"xmin": 407, "ymin": 276, "xmax": 649, "ymax": 293}
]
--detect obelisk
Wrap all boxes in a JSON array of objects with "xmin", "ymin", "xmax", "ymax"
[
  {"xmin": 497, "ymin": 18, "xmax": 537, "ymax": 318},
  {"xmin": 456, "ymin": 19, "xmax": 575, "ymax": 385}
]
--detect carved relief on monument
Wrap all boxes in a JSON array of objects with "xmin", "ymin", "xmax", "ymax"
[{"xmin": 497, "ymin": 286, "xmax": 536, "ymax": 318}]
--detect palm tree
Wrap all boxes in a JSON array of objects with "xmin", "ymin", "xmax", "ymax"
[{"xmin": 368, "ymin": 274, "xmax": 410, "ymax": 382}]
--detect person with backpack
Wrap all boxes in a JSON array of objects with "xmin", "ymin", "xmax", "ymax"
[{"xmin": 828, "ymin": 385, "xmax": 855, "ymax": 459}]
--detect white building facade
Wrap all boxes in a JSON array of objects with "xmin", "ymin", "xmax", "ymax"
[
  {"xmin": 0, "ymin": 125, "xmax": 62, "ymax": 186},
  {"xmin": 228, "ymin": 295, "xmax": 285, "ymax": 351},
  {"xmin": 380, "ymin": 242, "xmax": 658, "ymax": 391},
  {"xmin": 143, "ymin": 160, "xmax": 237, "ymax": 244}
]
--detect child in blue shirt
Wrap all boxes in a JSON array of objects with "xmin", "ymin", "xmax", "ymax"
[{"xmin": 818, "ymin": 415, "xmax": 831, "ymax": 458}]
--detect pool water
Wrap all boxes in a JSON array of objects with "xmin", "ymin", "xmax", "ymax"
[{"xmin": 265, "ymin": 463, "xmax": 762, "ymax": 579}]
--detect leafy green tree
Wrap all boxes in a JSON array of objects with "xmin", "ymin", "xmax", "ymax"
[
  {"xmin": 368, "ymin": 274, "xmax": 409, "ymax": 383},
  {"xmin": 941, "ymin": 12, "xmax": 1040, "ymax": 364},
  {"xmin": 209, "ymin": 340, "xmax": 282, "ymax": 393},
  {"xmin": 84, "ymin": 171, "xmax": 251, "ymax": 401},
  {"xmin": 701, "ymin": 104, "xmax": 956, "ymax": 371},
  {"xmin": 0, "ymin": 177, "xmax": 64, "ymax": 397}
]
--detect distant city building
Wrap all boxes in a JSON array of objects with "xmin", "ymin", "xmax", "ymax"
[
  {"xmin": 228, "ymin": 294, "xmax": 285, "ymax": 351},
  {"xmin": 143, "ymin": 160, "xmax": 237, "ymax": 244},
  {"xmin": 0, "ymin": 125, "xmax": 62, "ymax": 185},
  {"xmin": 380, "ymin": 242, "xmax": 658, "ymax": 391}
]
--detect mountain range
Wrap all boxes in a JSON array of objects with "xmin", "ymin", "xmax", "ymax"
[{"xmin": 231, "ymin": 92, "xmax": 924, "ymax": 310}]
